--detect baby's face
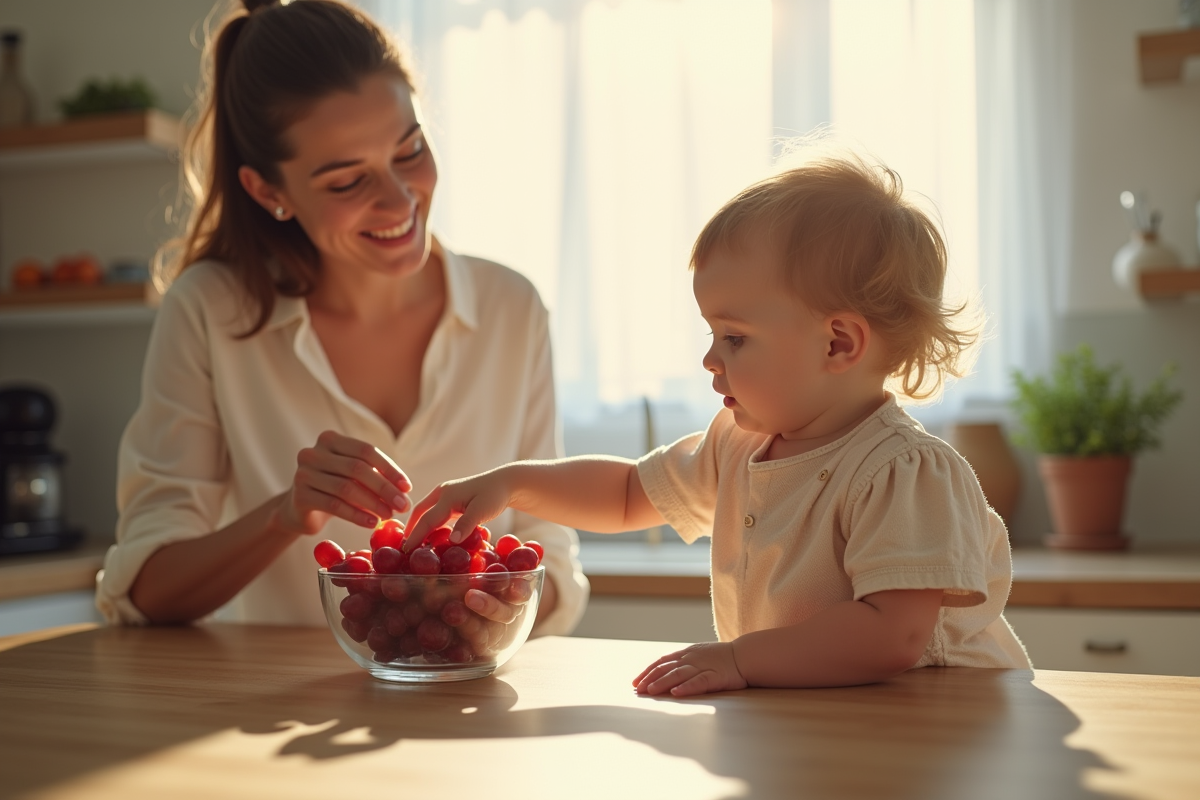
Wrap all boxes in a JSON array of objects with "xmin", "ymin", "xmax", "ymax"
[{"xmin": 694, "ymin": 239, "xmax": 834, "ymax": 438}]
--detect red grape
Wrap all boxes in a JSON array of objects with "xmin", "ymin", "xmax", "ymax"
[
  {"xmin": 458, "ymin": 528, "xmax": 483, "ymax": 552},
  {"xmin": 417, "ymin": 618, "xmax": 453, "ymax": 652},
  {"xmin": 524, "ymin": 540, "xmax": 544, "ymax": 563},
  {"xmin": 505, "ymin": 546, "xmax": 539, "ymax": 572},
  {"xmin": 380, "ymin": 576, "xmax": 411, "ymax": 603},
  {"xmin": 384, "ymin": 605, "xmax": 409, "ymax": 637},
  {"xmin": 370, "ymin": 518, "xmax": 405, "ymax": 551},
  {"xmin": 476, "ymin": 525, "xmax": 491, "ymax": 543},
  {"xmin": 479, "ymin": 549, "xmax": 500, "ymax": 568},
  {"xmin": 442, "ymin": 640, "xmax": 474, "ymax": 664},
  {"xmin": 340, "ymin": 592, "xmax": 376, "ymax": 621},
  {"xmin": 495, "ymin": 534, "xmax": 521, "ymax": 560},
  {"xmin": 313, "ymin": 539, "xmax": 346, "ymax": 569},
  {"xmin": 441, "ymin": 546, "xmax": 471, "ymax": 574},
  {"xmin": 401, "ymin": 599, "xmax": 427, "ymax": 627},
  {"xmin": 440, "ymin": 599, "xmax": 470, "ymax": 627},
  {"xmin": 398, "ymin": 631, "xmax": 422, "ymax": 657},
  {"xmin": 366, "ymin": 624, "xmax": 395, "ymax": 653},
  {"xmin": 428, "ymin": 527, "xmax": 452, "ymax": 549},
  {"xmin": 503, "ymin": 578, "xmax": 534, "ymax": 605},
  {"xmin": 349, "ymin": 549, "xmax": 373, "ymax": 562},
  {"xmin": 373, "ymin": 546, "xmax": 407, "ymax": 574},
  {"xmin": 341, "ymin": 617, "xmax": 371, "ymax": 643},
  {"xmin": 409, "ymin": 547, "xmax": 440, "ymax": 575},
  {"xmin": 469, "ymin": 552, "xmax": 487, "ymax": 573},
  {"xmin": 344, "ymin": 555, "xmax": 373, "ymax": 574},
  {"xmin": 473, "ymin": 562, "xmax": 511, "ymax": 594}
]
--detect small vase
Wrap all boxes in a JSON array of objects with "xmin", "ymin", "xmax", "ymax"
[
  {"xmin": 1112, "ymin": 231, "xmax": 1181, "ymax": 292},
  {"xmin": 947, "ymin": 422, "xmax": 1021, "ymax": 526},
  {"xmin": 1038, "ymin": 455, "xmax": 1132, "ymax": 550}
]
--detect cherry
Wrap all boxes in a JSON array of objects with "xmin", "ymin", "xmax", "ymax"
[
  {"xmin": 494, "ymin": 534, "xmax": 521, "ymax": 560},
  {"xmin": 340, "ymin": 592, "xmax": 376, "ymax": 621},
  {"xmin": 380, "ymin": 575, "xmax": 411, "ymax": 603},
  {"xmin": 370, "ymin": 518, "xmax": 405, "ymax": 551},
  {"xmin": 367, "ymin": 624, "xmax": 395, "ymax": 654},
  {"xmin": 440, "ymin": 599, "xmax": 470, "ymax": 627},
  {"xmin": 441, "ymin": 546, "xmax": 471, "ymax": 574},
  {"xmin": 524, "ymin": 540, "xmax": 544, "ymax": 563},
  {"xmin": 409, "ymin": 546, "xmax": 441, "ymax": 575},
  {"xmin": 373, "ymin": 546, "xmax": 407, "ymax": 574},
  {"xmin": 417, "ymin": 618, "xmax": 453, "ymax": 653},
  {"xmin": 313, "ymin": 539, "xmax": 346, "ymax": 569},
  {"xmin": 341, "ymin": 617, "xmax": 371, "ymax": 643},
  {"xmin": 384, "ymin": 605, "xmax": 409, "ymax": 637},
  {"xmin": 505, "ymin": 546, "xmax": 539, "ymax": 572}
]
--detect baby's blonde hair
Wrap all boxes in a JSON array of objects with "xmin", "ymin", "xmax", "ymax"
[{"xmin": 691, "ymin": 151, "xmax": 979, "ymax": 401}]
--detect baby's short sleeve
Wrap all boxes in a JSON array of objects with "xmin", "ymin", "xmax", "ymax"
[
  {"xmin": 843, "ymin": 442, "xmax": 995, "ymax": 607},
  {"xmin": 635, "ymin": 411, "xmax": 729, "ymax": 543}
]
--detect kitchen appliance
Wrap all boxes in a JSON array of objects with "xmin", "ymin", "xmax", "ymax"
[{"xmin": 0, "ymin": 385, "xmax": 83, "ymax": 555}]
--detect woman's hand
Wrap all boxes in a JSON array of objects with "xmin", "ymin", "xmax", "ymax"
[
  {"xmin": 632, "ymin": 642, "xmax": 748, "ymax": 697},
  {"xmin": 402, "ymin": 467, "xmax": 516, "ymax": 551},
  {"xmin": 274, "ymin": 430, "xmax": 412, "ymax": 537}
]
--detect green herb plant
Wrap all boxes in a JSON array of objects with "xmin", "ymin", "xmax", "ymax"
[
  {"xmin": 1010, "ymin": 344, "xmax": 1182, "ymax": 457},
  {"xmin": 60, "ymin": 78, "xmax": 157, "ymax": 119}
]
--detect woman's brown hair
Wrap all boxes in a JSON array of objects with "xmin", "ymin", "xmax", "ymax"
[{"xmin": 159, "ymin": 0, "xmax": 412, "ymax": 336}]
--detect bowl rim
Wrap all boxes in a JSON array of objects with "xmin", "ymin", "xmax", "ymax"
[{"xmin": 316, "ymin": 563, "xmax": 546, "ymax": 578}]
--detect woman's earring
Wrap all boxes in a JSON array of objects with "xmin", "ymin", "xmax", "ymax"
[{"xmin": 274, "ymin": 206, "xmax": 286, "ymax": 220}]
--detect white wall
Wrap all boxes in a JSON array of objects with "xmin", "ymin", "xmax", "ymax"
[{"xmin": 0, "ymin": 1, "xmax": 215, "ymax": 541}]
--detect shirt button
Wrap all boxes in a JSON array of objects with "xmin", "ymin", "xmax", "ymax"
[
  {"xmin": 743, "ymin": 514, "xmax": 755, "ymax": 528},
  {"xmin": 819, "ymin": 469, "xmax": 830, "ymax": 481}
]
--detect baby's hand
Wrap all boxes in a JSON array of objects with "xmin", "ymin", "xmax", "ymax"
[
  {"xmin": 632, "ymin": 642, "xmax": 748, "ymax": 697},
  {"xmin": 402, "ymin": 468, "xmax": 515, "ymax": 553}
]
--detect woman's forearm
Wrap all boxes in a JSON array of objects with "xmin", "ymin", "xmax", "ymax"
[
  {"xmin": 128, "ymin": 493, "xmax": 300, "ymax": 624},
  {"xmin": 731, "ymin": 589, "xmax": 944, "ymax": 688}
]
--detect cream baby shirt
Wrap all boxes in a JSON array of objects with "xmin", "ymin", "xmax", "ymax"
[
  {"xmin": 97, "ymin": 245, "xmax": 589, "ymax": 634},
  {"xmin": 637, "ymin": 396, "xmax": 1030, "ymax": 669}
]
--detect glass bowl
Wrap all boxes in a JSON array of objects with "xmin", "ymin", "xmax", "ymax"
[{"xmin": 318, "ymin": 566, "xmax": 544, "ymax": 683}]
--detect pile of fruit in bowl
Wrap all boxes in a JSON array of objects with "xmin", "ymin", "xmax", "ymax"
[{"xmin": 315, "ymin": 519, "xmax": 545, "ymax": 683}]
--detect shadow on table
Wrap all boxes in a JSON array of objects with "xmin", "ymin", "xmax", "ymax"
[{"xmin": 0, "ymin": 625, "xmax": 1123, "ymax": 800}]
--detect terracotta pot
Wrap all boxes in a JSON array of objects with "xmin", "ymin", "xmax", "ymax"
[
  {"xmin": 1038, "ymin": 455, "xmax": 1132, "ymax": 550},
  {"xmin": 947, "ymin": 422, "xmax": 1021, "ymax": 526}
]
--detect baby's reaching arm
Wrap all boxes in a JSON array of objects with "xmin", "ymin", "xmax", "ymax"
[
  {"xmin": 403, "ymin": 457, "xmax": 666, "ymax": 549},
  {"xmin": 633, "ymin": 588, "xmax": 944, "ymax": 696}
]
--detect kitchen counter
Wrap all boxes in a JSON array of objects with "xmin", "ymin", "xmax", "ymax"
[
  {"xmin": 580, "ymin": 541, "xmax": 1200, "ymax": 609},
  {"xmin": 0, "ymin": 541, "xmax": 108, "ymax": 602},
  {"xmin": 1, "ymin": 623, "xmax": 1197, "ymax": 800}
]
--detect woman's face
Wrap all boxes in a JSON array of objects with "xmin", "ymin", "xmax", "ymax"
[{"xmin": 262, "ymin": 73, "xmax": 437, "ymax": 280}]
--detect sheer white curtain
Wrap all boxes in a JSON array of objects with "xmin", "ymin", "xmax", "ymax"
[{"xmin": 354, "ymin": 0, "xmax": 1067, "ymax": 430}]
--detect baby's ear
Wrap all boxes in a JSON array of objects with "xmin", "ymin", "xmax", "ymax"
[{"xmin": 824, "ymin": 312, "xmax": 872, "ymax": 373}]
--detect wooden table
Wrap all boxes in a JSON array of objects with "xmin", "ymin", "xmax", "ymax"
[{"xmin": 1, "ymin": 625, "xmax": 1198, "ymax": 800}]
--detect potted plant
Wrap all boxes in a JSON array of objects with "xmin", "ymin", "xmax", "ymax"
[{"xmin": 1010, "ymin": 344, "xmax": 1182, "ymax": 550}]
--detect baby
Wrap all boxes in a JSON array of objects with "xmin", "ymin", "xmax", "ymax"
[{"xmin": 405, "ymin": 151, "xmax": 1030, "ymax": 696}]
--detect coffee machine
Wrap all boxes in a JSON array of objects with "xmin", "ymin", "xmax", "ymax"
[{"xmin": 0, "ymin": 385, "xmax": 83, "ymax": 555}]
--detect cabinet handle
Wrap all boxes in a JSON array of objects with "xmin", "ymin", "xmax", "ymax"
[{"xmin": 1084, "ymin": 639, "xmax": 1128, "ymax": 654}]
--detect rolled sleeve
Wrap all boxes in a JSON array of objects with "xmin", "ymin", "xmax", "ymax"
[
  {"xmin": 635, "ymin": 411, "xmax": 727, "ymax": 544},
  {"xmin": 95, "ymin": 276, "xmax": 231, "ymax": 624}
]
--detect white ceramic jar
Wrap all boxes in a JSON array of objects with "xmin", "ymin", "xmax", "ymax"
[{"xmin": 1112, "ymin": 231, "xmax": 1181, "ymax": 292}]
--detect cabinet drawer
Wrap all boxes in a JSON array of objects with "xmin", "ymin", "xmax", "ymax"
[{"xmin": 1004, "ymin": 608, "xmax": 1200, "ymax": 677}]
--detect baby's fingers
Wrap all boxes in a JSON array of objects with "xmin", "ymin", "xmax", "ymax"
[
  {"xmin": 403, "ymin": 488, "xmax": 454, "ymax": 552},
  {"xmin": 637, "ymin": 664, "xmax": 695, "ymax": 696},
  {"xmin": 631, "ymin": 649, "xmax": 689, "ymax": 687}
]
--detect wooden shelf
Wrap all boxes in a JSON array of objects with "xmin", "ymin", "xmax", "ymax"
[
  {"xmin": 0, "ymin": 283, "xmax": 160, "ymax": 327},
  {"xmin": 1138, "ymin": 27, "xmax": 1200, "ymax": 84},
  {"xmin": 0, "ymin": 110, "xmax": 182, "ymax": 171},
  {"xmin": 1137, "ymin": 266, "xmax": 1200, "ymax": 299}
]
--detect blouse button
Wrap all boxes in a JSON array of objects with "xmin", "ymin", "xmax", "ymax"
[
  {"xmin": 818, "ymin": 469, "xmax": 830, "ymax": 481},
  {"xmin": 743, "ymin": 514, "xmax": 755, "ymax": 528}
]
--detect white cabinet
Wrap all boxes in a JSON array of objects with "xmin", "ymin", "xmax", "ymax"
[
  {"xmin": 0, "ymin": 590, "xmax": 100, "ymax": 638},
  {"xmin": 1005, "ymin": 608, "xmax": 1200, "ymax": 677},
  {"xmin": 572, "ymin": 597, "xmax": 715, "ymax": 643}
]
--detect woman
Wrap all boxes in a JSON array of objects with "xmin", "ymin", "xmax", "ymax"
[{"xmin": 95, "ymin": 0, "xmax": 589, "ymax": 634}]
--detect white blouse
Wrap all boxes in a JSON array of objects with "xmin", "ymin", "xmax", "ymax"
[{"xmin": 96, "ymin": 245, "xmax": 589, "ymax": 634}]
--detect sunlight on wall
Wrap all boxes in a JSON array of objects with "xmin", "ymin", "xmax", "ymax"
[{"xmin": 829, "ymin": 0, "xmax": 979, "ymax": 308}]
